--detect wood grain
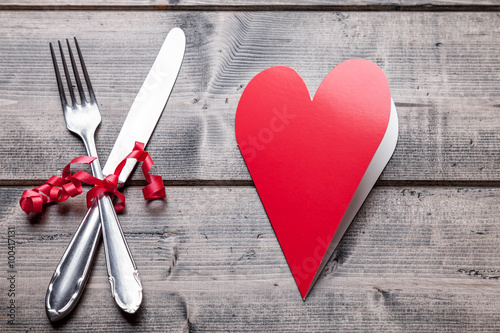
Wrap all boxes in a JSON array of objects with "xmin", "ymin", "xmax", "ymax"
[
  {"xmin": 1, "ymin": 0, "xmax": 499, "ymax": 9},
  {"xmin": 3, "ymin": 186, "xmax": 500, "ymax": 331},
  {"xmin": 1, "ymin": 11, "xmax": 500, "ymax": 183}
]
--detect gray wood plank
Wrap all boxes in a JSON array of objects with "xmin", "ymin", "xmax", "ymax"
[
  {"xmin": 3, "ymin": 186, "xmax": 500, "ymax": 331},
  {"xmin": 1, "ymin": 0, "xmax": 499, "ymax": 8},
  {"xmin": 1, "ymin": 11, "xmax": 500, "ymax": 183}
]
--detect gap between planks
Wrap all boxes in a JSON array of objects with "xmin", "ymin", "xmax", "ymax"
[{"xmin": 4, "ymin": 179, "xmax": 500, "ymax": 187}]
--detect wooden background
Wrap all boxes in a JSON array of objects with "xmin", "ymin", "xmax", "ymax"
[{"xmin": 1, "ymin": 1, "xmax": 500, "ymax": 332}]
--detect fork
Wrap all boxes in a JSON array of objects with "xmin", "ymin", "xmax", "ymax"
[{"xmin": 45, "ymin": 38, "xmax": 142, "ymax": 321}]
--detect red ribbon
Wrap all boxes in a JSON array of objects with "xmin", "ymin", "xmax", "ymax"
[{"xmin": 20, "ymin": 142, "xmax": 165, "ymax": 215}]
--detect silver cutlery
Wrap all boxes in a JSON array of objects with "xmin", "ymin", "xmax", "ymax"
[
  {"xmin": 46, "ymin": 38, "xmax": 142, "ymax": 319},
  {"xmin": 46, "ymin": 28, "xmax": 186, "ymax": 321}
]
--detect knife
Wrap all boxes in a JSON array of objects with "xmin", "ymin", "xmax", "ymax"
[{"xmin": 45, "ymin": 27, "xmax": 186, "ymax": 322}]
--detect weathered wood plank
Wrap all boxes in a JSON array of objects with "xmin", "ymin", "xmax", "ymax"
[
  {"xmin": 1, "ymin": 11, "xmax": 500, "ymax": 183},
  {"xmin": 1, "ymin": 0, "xmax": 499, "ymax": 9},
  {"xmin": 2, "ymin": 186, "xmax": 500, "ymax": 331}
]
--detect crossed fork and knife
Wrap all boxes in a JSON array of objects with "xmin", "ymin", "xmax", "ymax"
[{"xmin": 45, "ymin": 28, "xmax": 185, "ymax": 321}]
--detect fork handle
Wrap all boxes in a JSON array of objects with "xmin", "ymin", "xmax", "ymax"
[
  {"xmin": 45, "ymin": 189, "xmax": 143, "ymax": 320},
  {"xmin": 85, "ymin": 139, "xmax": 143, "ymax": 313},
  {"xmin": 46, "ymin": 151, "xmax": 142, "ymax": 320},
  {"xmin": 97, "ymin": 192, "xmax": 143, "ymax": 313}
]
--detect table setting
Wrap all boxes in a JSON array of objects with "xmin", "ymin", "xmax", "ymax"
[{"xmin": 1, "ymin": 2, "xmax": 500, "ymax": 332}]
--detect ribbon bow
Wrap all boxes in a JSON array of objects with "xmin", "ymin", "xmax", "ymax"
[{"xmin": 20, "ymin": 142, "xmax": 165, "ymax": 215}]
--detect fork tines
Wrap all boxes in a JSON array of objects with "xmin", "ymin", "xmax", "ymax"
[{"xmin": 50, "ymin": 38, "xmax": 96, "ymax": 108}]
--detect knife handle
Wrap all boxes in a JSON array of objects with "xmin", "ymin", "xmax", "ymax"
[
  {"xmin": 45, "ymin": 199, "xmax": 101, "ymax": 322},
  {"xmin": 45, "ymin": 193, "xmax": 143, "ymax": 321},
  {"xmin": 98, "ymin": 192, "xmax": 143, "ymax": 314}
]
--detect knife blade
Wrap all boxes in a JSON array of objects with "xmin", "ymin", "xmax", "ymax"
[
  {"xmin": 103, "ymin": 27, "xmax": 185, "ymax": 180},
  {"xmin": 45, "ymin": 27, "xmax": 186, "ymax": 322}
]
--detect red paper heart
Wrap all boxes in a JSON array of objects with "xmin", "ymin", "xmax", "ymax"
[{"xmin": 235, "ymin": 59, "xmax": 393, "ymax": 299}]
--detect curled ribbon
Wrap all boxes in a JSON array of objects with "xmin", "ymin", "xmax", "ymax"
[{"xmin": 20, "ymin": 142, "xmax": 165, "ymax": 215}]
